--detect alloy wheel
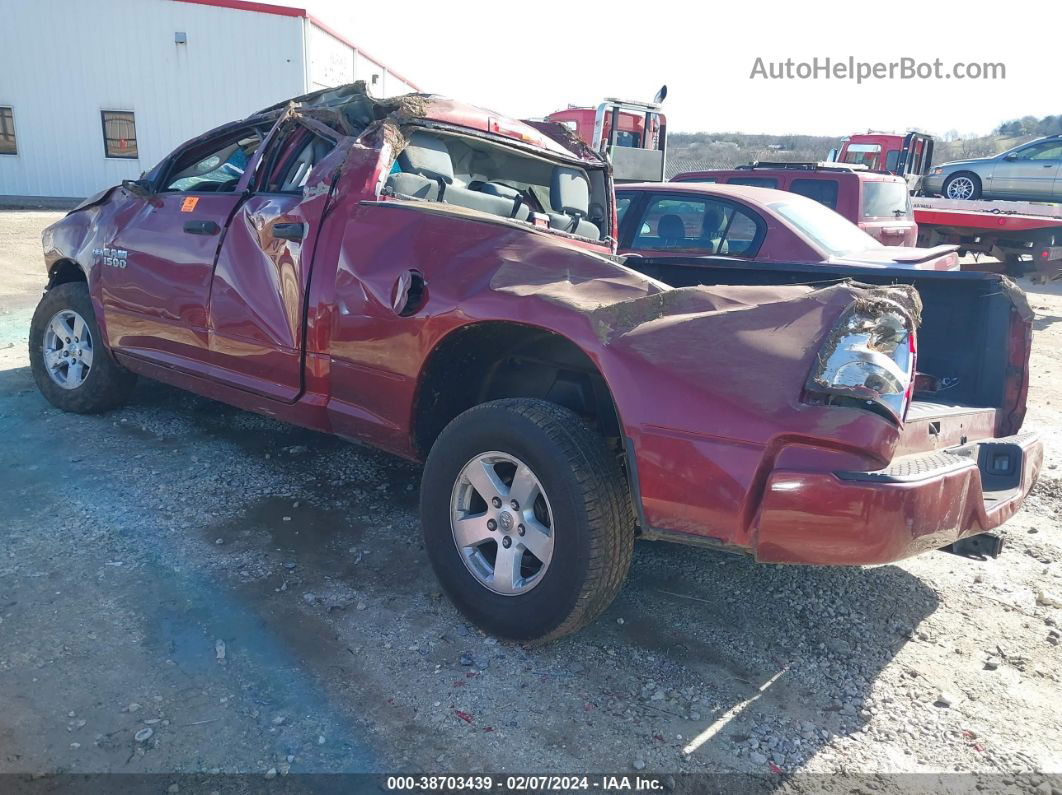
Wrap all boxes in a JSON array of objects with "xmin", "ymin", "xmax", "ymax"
[
  {"xmin": 946, "ymin": 176, "xmax": 976, "ymax": 200},
  {"xmin": 42, "ymin": 309, "xmax": 94, "ymax": 390},
  {"xmin": 450, "ymin": 451, "xmax": 555, "ymax": 595}
]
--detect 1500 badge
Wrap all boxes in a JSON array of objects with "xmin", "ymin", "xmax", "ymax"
[{"xmin": 93, "ymin": 247, "xmax": 128, "ymax": 268}]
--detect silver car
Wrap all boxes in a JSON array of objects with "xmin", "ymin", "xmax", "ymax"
[{"xmin": 924, "ymin": 135, "xmax": 1062, "ymax": 201}]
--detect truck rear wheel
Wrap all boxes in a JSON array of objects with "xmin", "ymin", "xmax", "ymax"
[
  {"xmin": 29, "ymin": 282, "xmax": 136, "ymax": 413},
  {"xmin": 420, "ymin": 398, "xmax": 634, "ymax": 642}
]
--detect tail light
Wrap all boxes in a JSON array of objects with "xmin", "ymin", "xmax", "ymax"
[{"xmin": 806, "ymin": 301, "xmax": 917, "ymax": 423}]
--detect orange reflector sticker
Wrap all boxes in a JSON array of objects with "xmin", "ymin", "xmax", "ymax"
[{"xmin": 180, "ymin": 197, "xmax": 199, "ymax": 213}]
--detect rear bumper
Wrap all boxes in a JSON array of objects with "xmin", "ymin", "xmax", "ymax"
[{"xmin": 751, "ymin": 432, "xmax": 1043, "ymax": 565}]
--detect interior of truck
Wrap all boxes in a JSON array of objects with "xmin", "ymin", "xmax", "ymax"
[
  {"xmin": 384, "ymin": 130, "xmax": 608, "ymax": 241},
  {"xmin": 162, "ymin": 129, "xmax": 265, "ymax": 193}
]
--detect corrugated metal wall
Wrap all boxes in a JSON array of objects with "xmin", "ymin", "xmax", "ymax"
[
  {"xmin": 306, "ymin": 24, "xmax": 418, "ymax": 97},
  {"xmin": 0, "ymin": 0, "xmax": 307, "ymax": 198}
]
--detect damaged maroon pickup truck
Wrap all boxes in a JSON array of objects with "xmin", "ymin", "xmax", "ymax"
[{"xmin": 32, "ymin": 83, "xmax": 1042, "ymax": 641}]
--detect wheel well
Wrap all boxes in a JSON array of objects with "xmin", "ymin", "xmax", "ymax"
[
  {"xmin": 47, "ymin": 259, "xmax": 86, "ymax": 289},
  {"xmin": 412, "ymin": 322, "xmax": 623, "ymax": 457},
  {"xmin": 947, "ymin": 170, "xmax": 981, "ymax": 184}
]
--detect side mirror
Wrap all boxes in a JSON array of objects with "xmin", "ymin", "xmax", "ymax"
[
  {"xmin": 122, "ymin": 178, "xmax": 152, "ymax": 197},
  {"xmin": 1003, "ymin": 153, "xmax": 1018, "ymax": 162}
]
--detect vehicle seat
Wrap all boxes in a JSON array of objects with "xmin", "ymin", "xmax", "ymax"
[
  {"xmin": 698, "ymin": 208, "xmax": 728, "ymax": 254},
  {"xmin": 281, "ymin": 138, "xmax": 333, "ymax": 192},
  {"xmin": 657, "ymin": 214, "xmax": 686, "ymax": 247},
  {"xmin": 467, "ymin": 181, "xmax": 531, "ymax": 220},
  {"xmin": 385, "ymin": 133, "xmax": 528, "ymax": 221},
  {"xmin": 385, "ymin": 132, "xmax": 453, "ymax": 201},
  {"xmin": 547, "ymin": 167, "xmax": 600, "ymax": 239}
]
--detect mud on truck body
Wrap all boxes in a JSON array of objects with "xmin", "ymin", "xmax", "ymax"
[{"xmin": 32, "ymin": 83, "xmax": 1042, "ymax": 641}]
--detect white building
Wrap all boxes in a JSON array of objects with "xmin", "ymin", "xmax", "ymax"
[{"xmin": 0, "ymin": 0, "xmax": 421, "ymax": 199}]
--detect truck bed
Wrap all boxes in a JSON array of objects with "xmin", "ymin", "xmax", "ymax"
[{"xmin": 624, "ymin": 256, "xmax": 1029, "ymax": 444}]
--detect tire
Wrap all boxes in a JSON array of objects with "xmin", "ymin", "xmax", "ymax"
[
  {"xmin": 942, "ymin": 172, "xmax": 982, "ymax": 200},
  {"xmin": 420, "ymin": 398, "xmax": 634, "ymax": 642},
  {"xmin": 29, "ymin": 281, "xmax": 137, "ymax": 413},
  {"xmin": 1004, "ymin": 254, "xmax": 1029, "ymax": 278}
]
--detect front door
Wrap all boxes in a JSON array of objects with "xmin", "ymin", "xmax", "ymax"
[
  {"xmin": 992, "ymin": 140, "xmax": 1062, "ymax": 199},
  {"xmin": 205, "ymin": 126, "xmax": 342, "ymax": 401},
  {"xmin": 102, "ymin": 123, "xmax": 268, "ymax": 370}
]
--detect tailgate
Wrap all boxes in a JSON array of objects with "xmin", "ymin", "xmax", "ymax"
[{"xmin": 896, "ymin": 400, "xmax": 998, "ymax": 456}]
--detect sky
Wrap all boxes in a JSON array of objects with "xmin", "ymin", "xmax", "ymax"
[{"xmin": 265, "ymin": 0, "xmax": 1055, "ymax": 138}]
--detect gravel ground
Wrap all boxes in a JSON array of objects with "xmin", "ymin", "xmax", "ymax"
[{"xmin": 1, "ymin": 210, "xmax": 1060, "ymax": 786}]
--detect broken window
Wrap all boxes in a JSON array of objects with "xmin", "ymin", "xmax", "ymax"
[
  {"xmin": 101, "ymin": 111, "xmax": 138, "ymax": 159},
  {"xmin": 0, "ymin": 107, "xmax": 15, "ymax": 155},
  {"xmin": 258, "ymin": 128, "xmax": 336, "ymax": 194},
  {"xmin": 383, "ymin": 129, "xmax": 608, "ymax": 241},
  {"xmin": 161, "ymin": 128, "xmax": 263, "ymax": 193}
]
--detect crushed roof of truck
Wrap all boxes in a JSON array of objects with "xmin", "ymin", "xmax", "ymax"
[{"xmin": 251, "ymin": 81, "xmax": 602, "ymax": 164}]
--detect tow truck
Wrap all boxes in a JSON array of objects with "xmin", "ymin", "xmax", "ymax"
[
  {"xmin": 913, "ymin": 197, "xmax": 1062, "ymax": 281},
  {"xmin": 545, "ymin": 87, "xmax": 668, "ymax": 183},
  {"xmin": 829, "ymin": 131, "xmax": 935, "ymax": 192},
  {"xmin": 827, "ymin": 133, "xmax": 1062, "ymax": 278}
]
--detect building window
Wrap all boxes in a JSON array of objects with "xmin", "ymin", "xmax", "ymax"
[
  {"xmin": 0, "ymin": 107, "xmax": 15, "ymax": 155},
  {"xmin": 101, "ymin": 111, "xmax": 138, "ymax": 159}
]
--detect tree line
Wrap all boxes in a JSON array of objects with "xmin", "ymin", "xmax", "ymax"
[
  {"xmin": 665, "ymin": 113, "xmax": 1059, "ymax": 175},
  {"xmin": 995, "ymin": 115, "xmax": 1062, "ymax": 137}
]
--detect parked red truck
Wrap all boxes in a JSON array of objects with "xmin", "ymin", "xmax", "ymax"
[
  {"xmin": 32, "ymin": 83, "xmax": 1042, "ymax": 641},
  {"xmin": 672, "ymin": 162, "xmax": 921, "ymax": 247}
]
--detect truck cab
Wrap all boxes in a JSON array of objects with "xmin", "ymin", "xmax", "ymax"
[
  {"xmin": 832, "ymin": 131, "xmax": 935, "ymax": 192},
  {"xmin": 545, "ymin": 89, "xmax": 668, "ymax": 183}
]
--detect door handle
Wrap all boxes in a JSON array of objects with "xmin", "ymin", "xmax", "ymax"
[
  {"xmin": 183, "ymin": 220, "xmax": 220, "ymax": 235},
  {"xmin": 273, "ymin": 222, "xmax": 305, "ymax": 242}
]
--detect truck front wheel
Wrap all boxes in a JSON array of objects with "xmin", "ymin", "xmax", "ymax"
[
  {"xmin": 420, "ymin": 399, "xmax": 634, "ymax": 642},
  {"xmin": 29, "ymin": 282, "xmax": 137, "ymax": 413}
]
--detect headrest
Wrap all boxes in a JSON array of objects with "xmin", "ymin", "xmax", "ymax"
[
  {"xmin": 702, "ymin": 207, "xmax": 725, "ymax": 235},
  {"xmin": 551, "ymin": 167, "xmax": 590, "ymax": 216},
  {"xmin": 658, "ymin": 214, "xmax": 685, "ymax": 241},
  {"xmin": 398, "ymin": 132, "xmax": 454, "ymax": 184}
]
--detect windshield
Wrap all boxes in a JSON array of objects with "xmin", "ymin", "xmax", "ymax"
[
  {"xmin": 842, "ymin": 143, "xmax": 881, "ymax": 169},
  {"xmin": 770, "ymin": 197, "xmax": 881, "ymax": 257},
  {"xmin": 862, "ymin": 181, "xmax": 911, "ymax": 218}
]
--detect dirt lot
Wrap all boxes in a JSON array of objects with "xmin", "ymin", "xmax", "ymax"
[{"xmin": 1, "ymin": 210, "xmax": 1061, "ymax": 786}]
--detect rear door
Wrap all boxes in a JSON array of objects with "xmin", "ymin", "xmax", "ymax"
[
  {"xmin": 205, "ymin": 123, "xmax": 343, "ymax": 401},
  {"xmin": 859, "ymin": 179, "xmax": 916, "ymax": 246},
  {"xmin": 102, "ymin": 123, "xmax": 267, "ymax": 370},
  {"xmin": 993, "ymin": 140, "xmax": 1062, "ymax": 198}
]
